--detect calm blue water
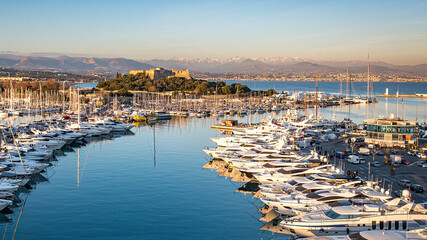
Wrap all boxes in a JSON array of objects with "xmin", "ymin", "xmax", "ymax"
[
  {"xmin": 227, "ymin": 81, "xmax": 427, "ymax": 97},
  {"xmin": 75, "ymin": 82, "xmax": 97, "ymax": 88},
  {"xmin": 2, "ymin": 114, "xmax": 286, "ymax": 240},
  {"xmin": 228, "ymin": 81, "xmax": 427, "ymax": 124},
  {"xmin": 11, "ymin": 81, "xmax": 423, "ymax": 240}
]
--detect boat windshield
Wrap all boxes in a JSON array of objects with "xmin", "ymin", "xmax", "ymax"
[
  {"xmin": 325, "ymin": 209, "xmax": 341, "ymax": 219},
  {"xmin": 288, "ymin": 180, "xmax": 298, "ymax": 186},
  {"xmin": 325, "ymin": 209, "xmax": 362, "ymax": 219}
]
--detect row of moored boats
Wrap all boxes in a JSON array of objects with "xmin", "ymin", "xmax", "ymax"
[
  {"xmin": 203, "ymin": 116, "xmax": 427, "ymax": 239},
  {"xmin": 0, "ymin": 117, "xmax": 133, "ymax": 217}
]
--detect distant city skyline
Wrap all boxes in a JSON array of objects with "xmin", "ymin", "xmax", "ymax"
[{"xmin": 1, "ymin": 0, "xmax": 427, "ymax": 65}]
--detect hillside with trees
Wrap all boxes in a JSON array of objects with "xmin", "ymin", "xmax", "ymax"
[{"xmin": 97, "ymin": 73, "xmax": 252, "ymax": 95}]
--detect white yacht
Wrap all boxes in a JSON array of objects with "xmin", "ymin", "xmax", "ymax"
[
  {"xmin": 0, "ymin": 199, "xmax": 12, "ymax": 211},
  {"xmin": 92, "ymin": 119, "xmax": 133, "ymax": 132},
  {"xmin": 281, "ymin": 201, "xmax": 427, "ymax": 237},
  {"xmin": 254, "ymin": 165, "xmax": 335, "ymax": 184},
  {"xmin": 299, "ymin": 227, "xmax": 427, "ymax": 240}
]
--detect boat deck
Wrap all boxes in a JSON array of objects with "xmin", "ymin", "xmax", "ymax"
[{"xmin": 210, "ymin": 125, "xmax": 246, "ymax": 131}]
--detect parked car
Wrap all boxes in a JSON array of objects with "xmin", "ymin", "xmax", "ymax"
[
  {"xmin": 401, "ymin": 159, "xmax": 410, "ymax": 165},
  {"xmin": 418, "ymin": 153, "xmax": 427, "ymax": 159},
  {"xmin": 375, "ymin": 151, "xmax": 384, "ymax": 156},
  {"xmin": 410, "ymin": 184, "xmax": 424, "ymax": 193},
  {"xmin": 372, "ymin": 161, "xmax": 381, "ymax": 167},
  {"xmin": 417, "ymin": 161, "xmax": 426, "ymax": 167},
  {"xmin": 398, "ymin": 179, "xmax": 411, "ymax": 188},
  {"xmin": 336, "ymin": 151, "xmax": 345, "ymax": 159},
  {"xmin": 393, "ymin": 190, "xmax": 403, "ymax": 197},
  {"xmin": 421, "ymin": 163, "xmax": 427, "ymax": 168},
  {"xmin": 359, "ymin": 147, "xmax": 370, "ymax": 156},
  {"xmin": 408, "ymin": 151, "xmax": 417, "ymax": 156}
]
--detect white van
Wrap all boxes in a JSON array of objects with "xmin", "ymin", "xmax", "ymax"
[
  {"xmin": 359, "ymin": 147, "xmax": 370, "ymax": 156},
  {"xmin": 390, "ymin": 155, "xmax": 402, "ymax": 164},
  {"xmin": 347, "ymin": 155, "xmax": 361, "ymax": 164}
]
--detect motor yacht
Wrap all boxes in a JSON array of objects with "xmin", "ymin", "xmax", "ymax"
[{"xmin": 281, "ymin": 201, "xmax": 427, "ymax": 237}]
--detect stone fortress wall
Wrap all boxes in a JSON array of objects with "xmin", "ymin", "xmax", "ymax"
[{"xmin": 129, "ymin": 68, "xmax": 191, "ymax": 80}]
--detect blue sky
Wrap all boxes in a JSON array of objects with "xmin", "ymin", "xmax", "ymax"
[{"xmin": 1, "ymin": 0, "xmax": 426, "ymax": 64}]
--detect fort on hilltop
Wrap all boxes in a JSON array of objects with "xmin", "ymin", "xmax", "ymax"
[{"xmin": 129, "ymin": 68, "xmax": 191, "ymax": 80}]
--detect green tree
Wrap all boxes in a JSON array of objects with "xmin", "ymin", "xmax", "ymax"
[
  {"xmin": 117, "ymin": 88, "xmax": 132, "ymax": 96},
  {"xmin": 222, "ymin": 85, "xmax": 233, "ymax": 94},
  {"xmin": 266, "ymin": 89, "xmax": 276, "ymax": 96}
]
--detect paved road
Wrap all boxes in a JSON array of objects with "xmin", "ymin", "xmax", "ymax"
[{"xmin": 318, "ymin": 137, "xmax": 427, "ymax": 203}]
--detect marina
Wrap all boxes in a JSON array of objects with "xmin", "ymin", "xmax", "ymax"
[
  {"xmin": 0, "ymin": 81, "xmax": 424, "ymax": 239},
  {"xmin": 2, "ymin": 0, "xmax": 427, "ymax": 239},
  {"xmin": 203, "ymin": 112, "xmax": 427, "ymax": 238}
]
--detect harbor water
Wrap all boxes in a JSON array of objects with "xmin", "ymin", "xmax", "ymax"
[
  {"xmin": 1, "ymin": 115, "xmax": 282, "ymax": 240},
  {"xmin": 3, "ymin": 81, "xmax": 425, "ymax": 239}
]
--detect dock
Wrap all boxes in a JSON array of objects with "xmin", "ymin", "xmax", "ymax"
[
  {"xmin": 377, "ymin": 94, "xmax": 427, "ymax": 98},
  {"xmin": 211, "ymin": 119, "xmax": 247, "ymax": 132},
  {"xmin": 210, "ymin": 125, "xmax": 246, "ymax": 131}
]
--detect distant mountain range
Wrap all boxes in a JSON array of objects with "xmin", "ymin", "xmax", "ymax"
[
  {"xmin": 0, "ymin": 54, "xmax": 154, "ymax": 74},
  {"xmin": 0, "ymin": 54, "xmax": 426, "ymax": 76},
  {"xmin": 145, "ymin": 57, "xmax": 427, "ymax": 75}
]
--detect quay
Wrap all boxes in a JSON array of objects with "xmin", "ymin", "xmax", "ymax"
[
  {"xmin": 377, "ymin": 94, "xmax": 427, "ymax": 98},
  {"xmin": 203, "ymin": 112, "xmax": 427, "ymax": 238},
  {"xmin": 210, "ymin": 120, "xmax": 248, "ymax": 132}
]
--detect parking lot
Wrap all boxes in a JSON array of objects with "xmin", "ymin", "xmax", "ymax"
[{"xmin": 319, "ymin": 137, "xmax": 427, "ymax": 203}]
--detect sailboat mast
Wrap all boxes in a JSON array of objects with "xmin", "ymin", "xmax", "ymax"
[
  {"xmin": 153, "ymin": 123, "xmax": 156, "ymax": 168},
  {"xmin": 315, "ymin": 72, "xmax": 318, "ymax": 120},
  {"xmin": 416, "ymin": 103, "xmax": 418, "ymax": 122},
  {"xmin": 346, "ymin": 68, "xmax": 349, "ymax": 99},
  {"xmin": 367, "ymin": 54, "xmax": 370, "ymax": 101},
  {"xmin": 424, "ymin": 103, "xmax": 426, "ymax": 124},
  {"xmin": 62, "ymin": 81, "xmax": 65, "ymax": 113},
  {"xmin": 39, "ymin": 82, "xmax": 42, "ymax": 116},
  {"xmin": 77, "ymin": 88, "xmax": 80, "ymax": 125},
  {"xmin": 77, "ymin": 148, "xmax": 80, "ymax": 187}
]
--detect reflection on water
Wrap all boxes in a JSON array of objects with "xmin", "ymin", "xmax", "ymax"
[
  {"xmin": 0, "ymin": 113, "xmax": 289, "ymax": 240},
  {"xmin": 317, "ymin": 98, "xmax": 427, "ymax": 124},
  {"xmin": 0, "ymin": 131, "xmax": 135, "ymax": 239},
  {"xmin": 0, "ymin": 92, "xmax": 426, "ymax": 239}
]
